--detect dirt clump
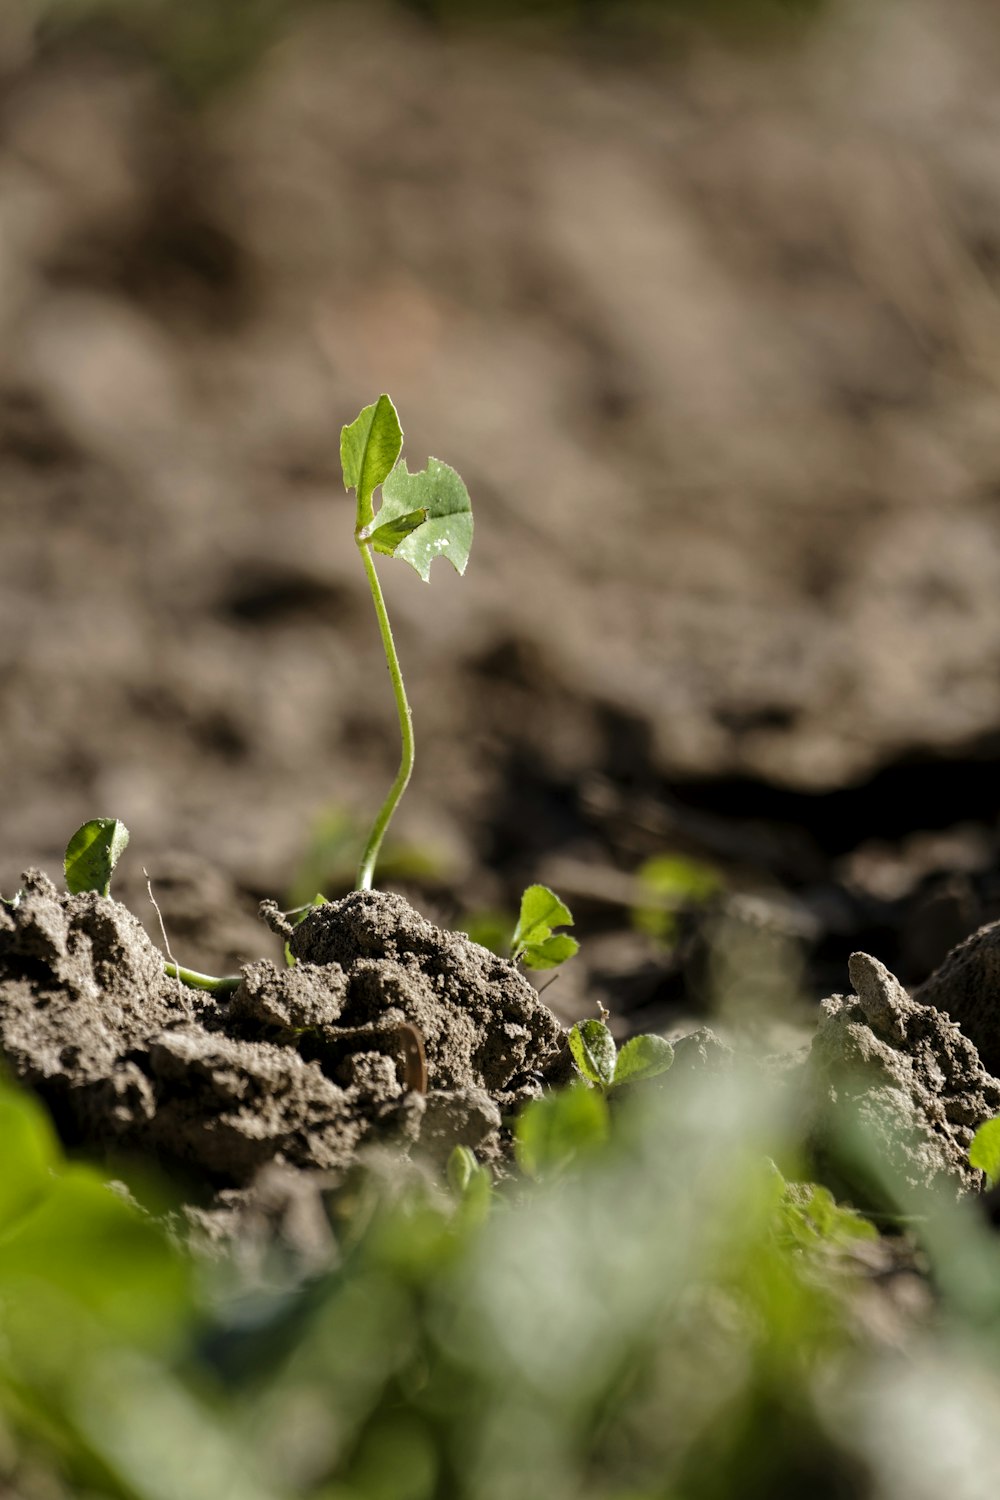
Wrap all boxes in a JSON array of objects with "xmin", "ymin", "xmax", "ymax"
[
  {"xmin": 916, "ymin": 920, "xmax": 1000, "ymax": 1081},
  {"xmin": 808, "ymin": 952, "xmax": 1000, "ymax": 1199},
  {"xmin": 0, "ymin": 873, "xmax": 569, "ymax": 1210}
]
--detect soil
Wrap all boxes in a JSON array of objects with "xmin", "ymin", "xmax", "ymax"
[{"xmin": 0, "ymin": 870, "xmax": 569, "ymax": 1230}]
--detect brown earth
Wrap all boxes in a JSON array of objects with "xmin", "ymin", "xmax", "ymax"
[
  {"xmin": 3, "ymin": 0, "xmax": 1000, "ymax": 1027},
  {"xmin": 0, "ymin": 869, "xmax": 570, "ymax": 1228}
]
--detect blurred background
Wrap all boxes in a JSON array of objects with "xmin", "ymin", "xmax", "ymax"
[{"xmin": 3, "ymin": 0, "xmax": 1000, "ymax": 1027}]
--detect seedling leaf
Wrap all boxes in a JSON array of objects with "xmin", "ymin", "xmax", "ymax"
[
  {"xmin": 515, "ymin": 1085, "xmax": 609, "ymax": 1179},
  {"xmin": 512, "ymin": 884, "xmax": 578, "ymax": 969},
  {"xmin": 969, "ymin": 1116, "xmax": 1000, "ymax": 1188},
  {"xmin": 520, "ymin": 933, "xmax": 580, "ymax": 971},
  {"xmin": 612, "ymin": 1034, "xmax": 674, "ymax": 1089},
  {"xmin": 377, "ymin": 458, "xmax": 473, "ymax": 580},
  {"xmin": 366, "ymin": 507, "xmax": 428, "ymax": 557},
  {"xmin": 65, "ymin": 818, "xmax": 130, "ymax": 897},
  {"xmin": 568, "ymin": 1020, "xmax": 617, "ymax": 1089},
  {"xmin": 341, "ymin": 394, "xmax": 403, "ymax": 528}
]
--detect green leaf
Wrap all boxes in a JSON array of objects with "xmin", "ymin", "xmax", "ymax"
[
  {"xmin": 632, "ymin": 854, "xmax": 722, "ymax": 944},
  {"xmin": 447, "ymin": 1145, "xmax": 479, "ymax": 1196},
  {"xmin": 511, "ymin": 885, "xmax": 578, "ymax": 971},
  {"xmin": 0, "ymin": 1084, "xmax": 59, "ymax": 1233},
  {"xmin": 969, "ymin": 1116, "xmax": 1000, "ymax": 1188},
  {"xmin": 375, "ymin": 458, "xmax": 473, "ymax": 581},
  {"xmin": 341, "ymin": 394, "xmax": 403, "ymax": 529},
  {"xmin": 568, "ymin": 1020, "xmax": 617, "ymax": 1089},
  {"xmin": 64, "ymin": 818, "xmax": 130, "ymax": 897},
  {"xmin": 611, "ymin": 1034, "xmax": 675, "ymax": 1090},
  {"xmin": 446, "ymin": 1146, "xmax": 492, "ymax": 1223},
  {"xmin": 515, "ymin": 1086, "xmax": 609, "ymax": 1180},
  {"xmin": 519, "ymin": 934, "xmax": 581, "ymax": 971},
  {"xmin": 367, "ymin": 507, "xmax": 428, "ymax": 557}
]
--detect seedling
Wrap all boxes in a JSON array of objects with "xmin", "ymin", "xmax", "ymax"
[
  {"xmin": 567, "ymin": 1017, "xmax": 674, "ymax": 1094},
  {"xmin": 511, "ymin": 884, "xmax": 580, "ymax": 970},
  {"xmin": 341, "ymin": 394, "xmax": 472, "ymax": 891}
]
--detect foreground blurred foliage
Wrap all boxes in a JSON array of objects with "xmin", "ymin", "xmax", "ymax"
[{"xmin": 4, "ymin": 1058, "xmax": 1000, "ymax": 1498}]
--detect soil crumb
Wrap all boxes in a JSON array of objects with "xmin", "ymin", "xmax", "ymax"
[
  {"xmin": 0, "ymin": 873, "xmax": 569, "ymax": 1217},
  {"xmin": 808, "ymin": 952, "xmax": 1000, "ymax": 1198}
]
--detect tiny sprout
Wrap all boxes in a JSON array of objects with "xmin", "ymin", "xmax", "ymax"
[
  {"xmin": 341, "ymin": 394, "xmax": 472, "ymax": 891},
  {"xmin": 511, "ymin": 885, "xmax": 580, "ymax": 971},
  {"xmin": 567, "ymin": 1018, "xmax": 674, "ymax": 1095}
]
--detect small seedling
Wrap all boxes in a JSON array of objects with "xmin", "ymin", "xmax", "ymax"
[
  {"xmin": 567, "ymin": 1017, "xmax": 674, "ymax": 1094},
  {"xmin": 341, "ymin": 394, "xmax": 472, "ymax": 892},
  {"xmin": 511, "ymin": 884, "xmax": 580, "ymax": 970}
]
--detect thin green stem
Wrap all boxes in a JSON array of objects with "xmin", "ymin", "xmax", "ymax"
[
  {"xmin": 355, "ymin": 537, "xmax": 414, "ymax": 891},
  {"xmin": 165, "ymin": 962, "xmax": 241, "ymax": 995}
]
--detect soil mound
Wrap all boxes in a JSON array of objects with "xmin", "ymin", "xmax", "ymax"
[
  {"xmin": 809, "ymin": 952, "xmax": 1000, "ymax": 1198},
  {"xmin": 0, "ymin": 873, "xmax": 569, "ymax": 1205}
]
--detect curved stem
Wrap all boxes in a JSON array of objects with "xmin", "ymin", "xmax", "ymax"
[
  {"xmin": 165, "ymin": 962, "xmax": 241, "ymax": 995},
  {"xmin": 355, "ymin": 539, "xmax": 414, "ymax": 891}
]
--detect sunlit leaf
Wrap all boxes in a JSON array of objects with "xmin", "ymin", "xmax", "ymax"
[
  {"xmin": 568, "ymin": 1020, "xmax": 617, "ymax": 1089},
  {"xmin": 612, "ymin": 1034, "xmax": 674, "ymax": 1090},
  {"xmin": 376, "ymin": 458, "xmax": 473, "ymax": 580},
  {"xmin": 64, "ymin": 819, "xmax": 130, "ymax": 897},
  {"xmin": 512, "ymin": 885, "xmax": 578, "ymax": 970},
  {"xmin": 341, "ymin": 394, "xmax": 403, "ymax": 528}
]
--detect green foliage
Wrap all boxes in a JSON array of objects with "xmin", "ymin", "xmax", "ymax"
[
  {"xmin": 64, "ymin": 818, "xmax": 130, "ymax": 897},
  {"xmin": 341, "ymin": 394, "xmax": 403, "ymax": 531},
  {"xmin": 612, "ymin": 1030, "xmax": 675, "ymax": 1088},
  {"xmin": 511, "ymin": 883, "xmax": 580, "ymax": 970},
  {"xmin": 568, "ymin": 1018, "xmax": 617, "ymax": 1089},
  {"xmin": 514, "ymin": 1082, "xmax": 610, "ymax": 1178},
  {"xmin": 769, "ymin": 1165, "xmax": 877, "ymax": 1250},
  {"xmin": 567, "ymin": 1017, "xmax": 674, "ymax": 1093},
  {"xmin": 969, "ymin": 1115, "xmax": 1000, "ymax": 1187},
  {"xmin": 7, "ymin": 1054, "xmax": 1000, "ymax": 1497},
  {"xmin": 631, "ymin": 851, "xmax": 721, "ymax": 945},
  {"xmin": 373, "ymin": 458, "xmax": 473, "ymax": 581}
]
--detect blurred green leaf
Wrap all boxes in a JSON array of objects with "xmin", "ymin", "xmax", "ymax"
[
  {"xmin": 632, "ymin": 853, "xmax": 721, "ymax": 945},
  {"xmin": 64, "ymin": 819, "xmax": 130, "ymax": 897},
  {"xmin": 515, "ymin": 1085, "xmax": 609, "ymax": 1179},
  {"xmin": 0, "ymin": 1085, "xmax": 59, "ymax": 1231},
  {"xmin": 969, "ymin": 1115, "xmax": 1000, "ymax": 1188}
]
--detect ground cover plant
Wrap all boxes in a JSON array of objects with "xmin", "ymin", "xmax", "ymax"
[{"xmin": 6, "ymin": 389, "xmax": 1000, "ymax": 1498}]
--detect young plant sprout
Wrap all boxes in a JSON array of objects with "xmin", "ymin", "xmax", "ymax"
[
  {"xmin": 58, "ymin": 402, "xmax": 581, "ymax": 999},
  {"xmin": 340, "ymin": 394, "xmax": 472, "ymax": 890}
]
